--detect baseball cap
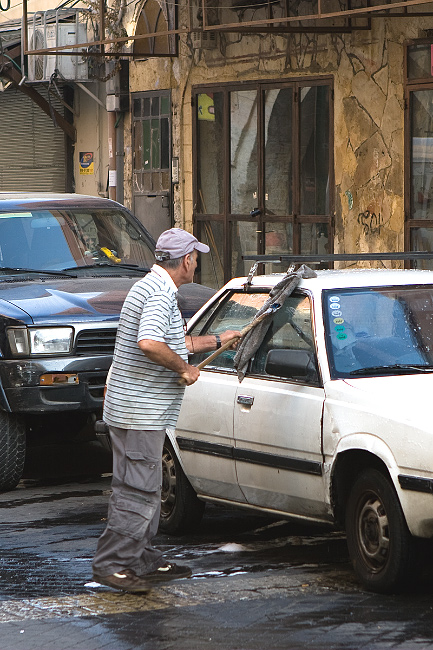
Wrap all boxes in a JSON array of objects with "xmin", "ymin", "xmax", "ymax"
[{"xmin": 155, "ymin": 228, "xmax": 210, "ymax": 261}]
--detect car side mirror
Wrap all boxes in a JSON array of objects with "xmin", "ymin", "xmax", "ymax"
[{"xmin": 265, "ymin": 349, "xmax": 318, "ymax": 382}]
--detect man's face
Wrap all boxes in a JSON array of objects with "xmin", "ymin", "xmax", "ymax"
[{"xmin": 185, "ymin": 250, "xmax": 198, "ymax": 283}]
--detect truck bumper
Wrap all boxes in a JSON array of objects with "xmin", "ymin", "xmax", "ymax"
[{"xmin": 0, "ymin": 355, "xmax": 112, "ymax": 414}]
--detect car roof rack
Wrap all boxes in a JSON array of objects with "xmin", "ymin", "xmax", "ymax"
[
  {"xmin": 243, "ymin": 252, "xmax": 433, "ymax": 264},
  {"xmin": 241, "ymin": 252, "xmax": 433, "ymax": 286}
]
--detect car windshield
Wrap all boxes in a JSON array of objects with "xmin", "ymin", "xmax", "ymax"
[
  {"xmin": 0, "ymin": 208, "xmax": 155, "ymax": 272},
  {"xmin": 324, "ymin": 285, "xmax": 433, "ymax": 377}
]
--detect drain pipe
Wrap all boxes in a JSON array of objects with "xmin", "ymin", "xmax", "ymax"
[
  {"xmin": 107, "ymin": 108, "xmax": 117, "ymax": 201},
  {"xmin": 106, "ymin": 60, "xmax": 119, "ymax": 202},
  {"xmin": 105, "ymin": 0, "xmax": 126, "ymax": 203}
]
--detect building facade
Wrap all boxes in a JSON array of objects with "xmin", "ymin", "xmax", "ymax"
[
  {"xmin": 2, "ymin": 0, "xmax": 433, "ymax": 288},
  {"xmin": 122, "ymin": 1, "xmax": 433, "ymax": 287}
]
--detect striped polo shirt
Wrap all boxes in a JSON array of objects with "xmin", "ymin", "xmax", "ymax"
[{"xmin": 103, "ymin": 264, "xmax": 188, "ymax": 430}]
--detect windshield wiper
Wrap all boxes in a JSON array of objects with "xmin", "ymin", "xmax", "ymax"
[
  {"xmin": 63, "ymin": 263, "xmax": 150, "ymax": 272},
  {"xmin": 0, "ymin": 266, "xmax": 76, "ymax": 278},
  {"xmin": 349, "ymin": 364, "xmax": 433, "ymax": 376}
]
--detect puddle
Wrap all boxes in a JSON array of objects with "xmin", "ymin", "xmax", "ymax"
[
  {"xmin": 163, "ymin": 531, "xmax": 349, "ymax": 569},
  {"xmin": 0, "ymin": 488, "xmax": 109, "ymax": 509},
  {"xmin": 0, "ymin": 550, "xmax": 94, "ymax": 600},
  {"xmin": 191, "ymin": 564, "xmax": 287, "ymax": 580}
]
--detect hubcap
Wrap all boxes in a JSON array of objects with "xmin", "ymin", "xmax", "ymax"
[
  {"xmin": 357, "ymin": 494, "xmax": 390, "ymax": 572},
  {"xmin": 161, "ymin": 447, "xmax": 177, "ymax": 518}
]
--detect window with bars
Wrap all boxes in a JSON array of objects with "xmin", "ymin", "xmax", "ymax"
[
  {"xmin": 193, "ymin": 79, "xmax": 333, "ymax": 287},
  {"xmin": 133, "ymin": 91, "xmax": 171, "ymax": 195},
  {"xmin": 133, "ymin": 0, "xmax": 177, "ymax": 57},
  {"xmin": 406, "ymin": 41, "xmax": 433, "ymax": 268}
]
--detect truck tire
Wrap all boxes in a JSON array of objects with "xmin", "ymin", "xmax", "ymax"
[
  {"xmin": 159, "ymin": 438, "xmax": 205, "ymax": 535},
  {"xmin": 0, "ymin": 412, "xmax": 26, "ymax": 491},
  {"xmin": 345, "ymin": 468, "xmax": 413, "ymax": 593}
]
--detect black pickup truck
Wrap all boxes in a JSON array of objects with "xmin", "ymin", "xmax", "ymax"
[{"xmin": 0, "ymin": 193, "xmax": 214, "ymax": 491}]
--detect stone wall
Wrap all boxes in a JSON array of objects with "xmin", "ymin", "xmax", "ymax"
[{"xmin": 127, "ymin": 7, "xmax": 431, "ymax": 258}]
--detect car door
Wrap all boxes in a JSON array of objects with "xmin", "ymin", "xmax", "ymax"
[
  {"xmin": 233, "ymin": 293, "xmax": 329, "ymax": 519},
  {"xmin": 175, "ymin": 289, "xmax": 269, "ymax": 502}
]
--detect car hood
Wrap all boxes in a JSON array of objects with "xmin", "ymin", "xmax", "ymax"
[
  {"xmin": 0, "ymin": 277, "xmax": 137, "ymax": 325},
  {"xmin": 0, "ymin": 277, "xmax": 216, "ymax": 325},
  {"xmin": 325, "ymin": 374, "xmax": 433, "ymax": 430}
]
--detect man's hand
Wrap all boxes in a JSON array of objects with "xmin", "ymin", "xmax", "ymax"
[
  {"xmin": 179, "ymin": 364, "xmax": 200, "ymax": 386},
  {"xmin": 219, "ymin": 330, "xmax": 242, "ymax": 350}
]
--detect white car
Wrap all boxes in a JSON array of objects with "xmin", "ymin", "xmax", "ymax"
[{"xmin": 160, "ymin": 267, "xmax": 433, "ymax": 593}]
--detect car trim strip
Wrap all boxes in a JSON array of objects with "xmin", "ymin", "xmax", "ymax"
[
  {"xmin": 398, "ymin": 474, "xmax": 433, "ymax": 494},
  {"xmin": 176, "ymin": 437, "xmax": 322, "ymax": 476},
  {"xmin": 177, "ymin": 437, "xmax": 234, "ymax": 459}
]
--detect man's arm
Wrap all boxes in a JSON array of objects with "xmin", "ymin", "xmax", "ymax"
[
  {"xmin": 139, "ymin": 330, "xmax": 241, "ymax": 386},
  {"xmin": 185, "ymin": 330, "xmax": 240, "ymax": 354},
  {"xmin": 138, "ymin": 339, "xmax": 200, "ymax": 386}
]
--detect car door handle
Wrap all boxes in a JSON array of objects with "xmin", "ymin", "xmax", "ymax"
[{"xmin": 237, "ymin": 395, "xmax": 254, "ymax": 406}]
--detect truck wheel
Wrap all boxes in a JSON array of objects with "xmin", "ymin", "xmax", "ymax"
[
  {"xmin": 345, "ymin": 468, "xmax": 413, "ymax": 593},
  {"xmin": 159, "ymin": 439, "xmax": 205, "ymax": 534},
  {"xmin": 0, "ymin": 412, "xmax": 26, "ymax": 491}
]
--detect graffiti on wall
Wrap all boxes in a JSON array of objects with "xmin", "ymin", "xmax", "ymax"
[{"xmin": 358, "ymin": 210, "xmax": 384, "ymax": 236}]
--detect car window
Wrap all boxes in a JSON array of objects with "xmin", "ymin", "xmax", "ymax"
[
  {"xmin": 0, "ymin": 208, "xmax": 155, "ymax": 272},
  {"xmin": 188, "ymin": 290, "xmax": 269, "ymax": 369},
  {"xmin": 251, "ymin": 294, "xmax": 316, "ymax": 376}
]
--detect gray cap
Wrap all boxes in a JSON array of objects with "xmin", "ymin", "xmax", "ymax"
[{"xmin": 155, "ymin": 228, "xmax": 210, "ymax": 261}]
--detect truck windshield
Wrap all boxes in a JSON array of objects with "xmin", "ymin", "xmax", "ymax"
[
  {"xmin": 323, "ymin": 285, "xmax": 433, "ymax": 377},
  {"xmin": 0, "ymin": 208, "xmax": 155, "ymax": 272}
]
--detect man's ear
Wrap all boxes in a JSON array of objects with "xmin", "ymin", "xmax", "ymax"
[{"xmin": 181, "ymin": 254, "xmax": 191, "ymax": 271}]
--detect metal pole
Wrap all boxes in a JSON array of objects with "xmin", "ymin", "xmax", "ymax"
[
  {"xmin": 202, "ymin": 0, "xmax": 206, "ymax": 29},
  {"xmin": 99, "ymin": 0, "xmax": 105, "ymax": 56},
  {"xmin": 243, "ymin": 252, "xmax": 433, "ymax": 263},
  {"xmin": 22, "ymin": 0, "xmax": 28, "ymax": 61}
]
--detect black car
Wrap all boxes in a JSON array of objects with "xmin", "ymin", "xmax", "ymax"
[{"xmin": 0, "ymin": 193, "xmax": 215, "ymax": 491}]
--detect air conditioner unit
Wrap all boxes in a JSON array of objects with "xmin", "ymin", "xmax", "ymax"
[
  {"xmin": 28, "ymin": 22, "xmax": 88, "ymax": 82},
  {"xmin": 191, "ymin": 30, "xmax": 217, "ymax": 50}
]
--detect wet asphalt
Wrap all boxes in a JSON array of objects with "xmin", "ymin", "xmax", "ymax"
[{"xmin": 1, "ymin": 441, "xmax": 433, "ymax": 649}]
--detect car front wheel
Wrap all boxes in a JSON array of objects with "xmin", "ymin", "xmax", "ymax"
[
  {"xmin": 159, "ymin": 439, "xmax": 205, "ymax": 534},
  {"xmin": 345, "ymin": 468, "xmax": 413, "ymax": 593},
  {"xmin": 0, "ymin": 412, "xmax": 26, "ymax": 492}
]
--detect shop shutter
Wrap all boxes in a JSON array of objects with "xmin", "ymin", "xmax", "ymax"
[{"xmin": 0, "ymin": 86, "xmax": 66, "ymax": 192}]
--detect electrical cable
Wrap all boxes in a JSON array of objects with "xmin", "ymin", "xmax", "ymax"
[{"xmin": 1, "ymin": 51, "xmax": 21, "ymax": 71}]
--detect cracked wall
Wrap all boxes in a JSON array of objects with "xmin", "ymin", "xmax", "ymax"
[
  {"xmin": 128, "ymin": 7, "xmax": 431, "ymax": 258},
  {"xmin": 332, "ymin": 22, "xmax": 408, "ymax": 261}
]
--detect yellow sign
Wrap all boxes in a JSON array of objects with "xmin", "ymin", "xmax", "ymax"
[
  {"xmin": 79, "ymin": 152, "xmax": 94, "ymax": 175},
  {"xmin": 198, "ymin": 94, "xmax": 215, "ymax": 121}
]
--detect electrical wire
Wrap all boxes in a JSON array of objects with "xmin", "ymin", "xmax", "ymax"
[
  {"xmin": 56, "ymin": 0, "xmax": 286, "ymax": 10},
  {"xmin": 1, "ymin": 50, "xmax": 20, "ymax": 70},
  {"xmin": 0, "ymin": 0, "xmax": 288, "ymax": 34}
]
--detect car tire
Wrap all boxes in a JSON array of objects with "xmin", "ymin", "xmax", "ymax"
[
  {"xmin": 345, "ymin": 468, "xmax": 414, "ymax": 593},
  {"xmin": 0, "ymin": 412, "xmax": 26, "ymax": 492},
  {"xmin": 159, "ymin": 438, "xmax": 205, "ymax": 535}
]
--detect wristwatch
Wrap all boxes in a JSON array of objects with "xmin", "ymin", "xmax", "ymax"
[{"xmin": 215, "ymin": 334, "xmax": 222, "ymax": 349}]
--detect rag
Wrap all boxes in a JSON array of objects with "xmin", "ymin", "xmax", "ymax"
[{"xmin": 233, "ymin": 264, "xmax": 317, "ymax": 381}]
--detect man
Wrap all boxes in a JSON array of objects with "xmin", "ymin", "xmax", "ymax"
[{"xmin": 92, "ymin": 228, "xmax": 240, "ymax": 593}]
